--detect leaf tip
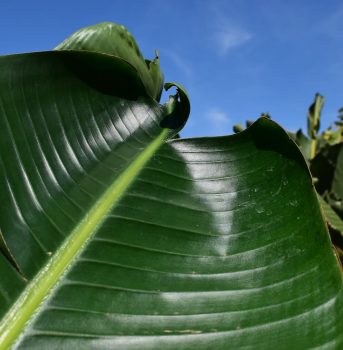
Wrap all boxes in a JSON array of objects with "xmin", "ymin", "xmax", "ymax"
[
  {"xmin": 249, "ymin": 117, "xmax": 312, "ymax": 178},
  {"xmin": 160, "ymin": 82, "xmax": 191, "ymax": 136}
]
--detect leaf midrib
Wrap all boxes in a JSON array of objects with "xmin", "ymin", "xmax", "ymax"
[{"xmin": 0, "ymin": 128, "xmax": 169, "ymax": 349}]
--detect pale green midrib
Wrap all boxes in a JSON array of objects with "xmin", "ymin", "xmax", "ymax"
[{"xmin": 0, "ymin": 128, "xmax": 169, "ymax": 349}]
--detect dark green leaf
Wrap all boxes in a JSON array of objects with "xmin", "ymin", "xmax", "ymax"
[
  {"xmin": 318, "ymin": 196, "xmax": 343, "ymax": 236},
  {"xmin": 310, "ymin": 143, "xmax": 342, "ymax": 196},
  {"xmin": 0, "ymin": 33, "xmax": 342, "ymax": 350},
  {"xmin": 332, "ymin": 145, "xmax": 343, "ymax": 200},
  {"xmin": 307, "ymin": 93, "xmax": 324, "ymax": 140},
  {"xmin": 326, "ymin": 193, "xmax": 343, "ymax": 220},
  {"xmin": 55, "ymin": 22, "xmax": 164, "ymax": 101},
  {"xmin": 0, "ymin": 53, "xmax": 341, "ymax": 349},
  {"xmin": 294, "ymin": 129, "xmax": 311, "ymax": 161}
]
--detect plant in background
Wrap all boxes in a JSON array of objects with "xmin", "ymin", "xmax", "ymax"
[
  {"xmin": 0, "ymin": 22, "xmax": 342, "ymax": 349},
  {"xmin": 234, "ymin": 94, "xmax": 343, "ymax": 263}
]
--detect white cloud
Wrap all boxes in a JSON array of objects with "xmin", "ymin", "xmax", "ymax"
[
  {"xmin": 207, "ymin": 2, "xmax": 253, "ymax": 55},
  {"xmin": 206, "ymin": 108, "xmax": 231, "ymax": 135},
  {"xmin": 214, "ymin": 25, "xmax": 252, "ymax": 55}
]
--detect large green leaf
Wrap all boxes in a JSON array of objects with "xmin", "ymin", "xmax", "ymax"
[
  {"xmin": 0, "ymin": 49, "xmax": 178, "ymax": 344},
  {"xmin": 0, "ymin": 38, "xmax": 342, "ymax": 350}
]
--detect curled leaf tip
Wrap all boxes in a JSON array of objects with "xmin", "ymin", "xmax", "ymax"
[
  {"xmin": 250, "ymin": 118, "xmax": 312, "ymax": 178},
  {"xmin": 160, "ymin": 82, "xmax": 190, "ymax": 136}
]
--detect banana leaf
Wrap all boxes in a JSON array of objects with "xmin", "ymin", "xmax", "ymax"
[{"xmin": 0, "ymin": 23, "xmax": 342, "ymax": 350}]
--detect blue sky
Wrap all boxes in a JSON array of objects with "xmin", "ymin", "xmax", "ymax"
[{"xmin": 1, "ymin": 0, "xmax": 343, "ymax": 137}]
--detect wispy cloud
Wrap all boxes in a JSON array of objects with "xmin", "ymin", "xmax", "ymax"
[
  {"xmin": 214, "ymin": 24, "xmax": 252, "ymax": 55},
  {"xmin": 207, "ymin": 2, "xmax": 253, "ymax": 55},
  {"xmin": 164, "ymin": 50, "xmax": 192, "ymax": 78},
  {"xmin": 205, "ymin": 107, "xmax": 231, "ymax": 135}
]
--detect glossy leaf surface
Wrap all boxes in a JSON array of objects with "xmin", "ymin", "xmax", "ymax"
[{"xmin": 0, "ymin": 35, "xmax": 342, "ymax": 350}]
